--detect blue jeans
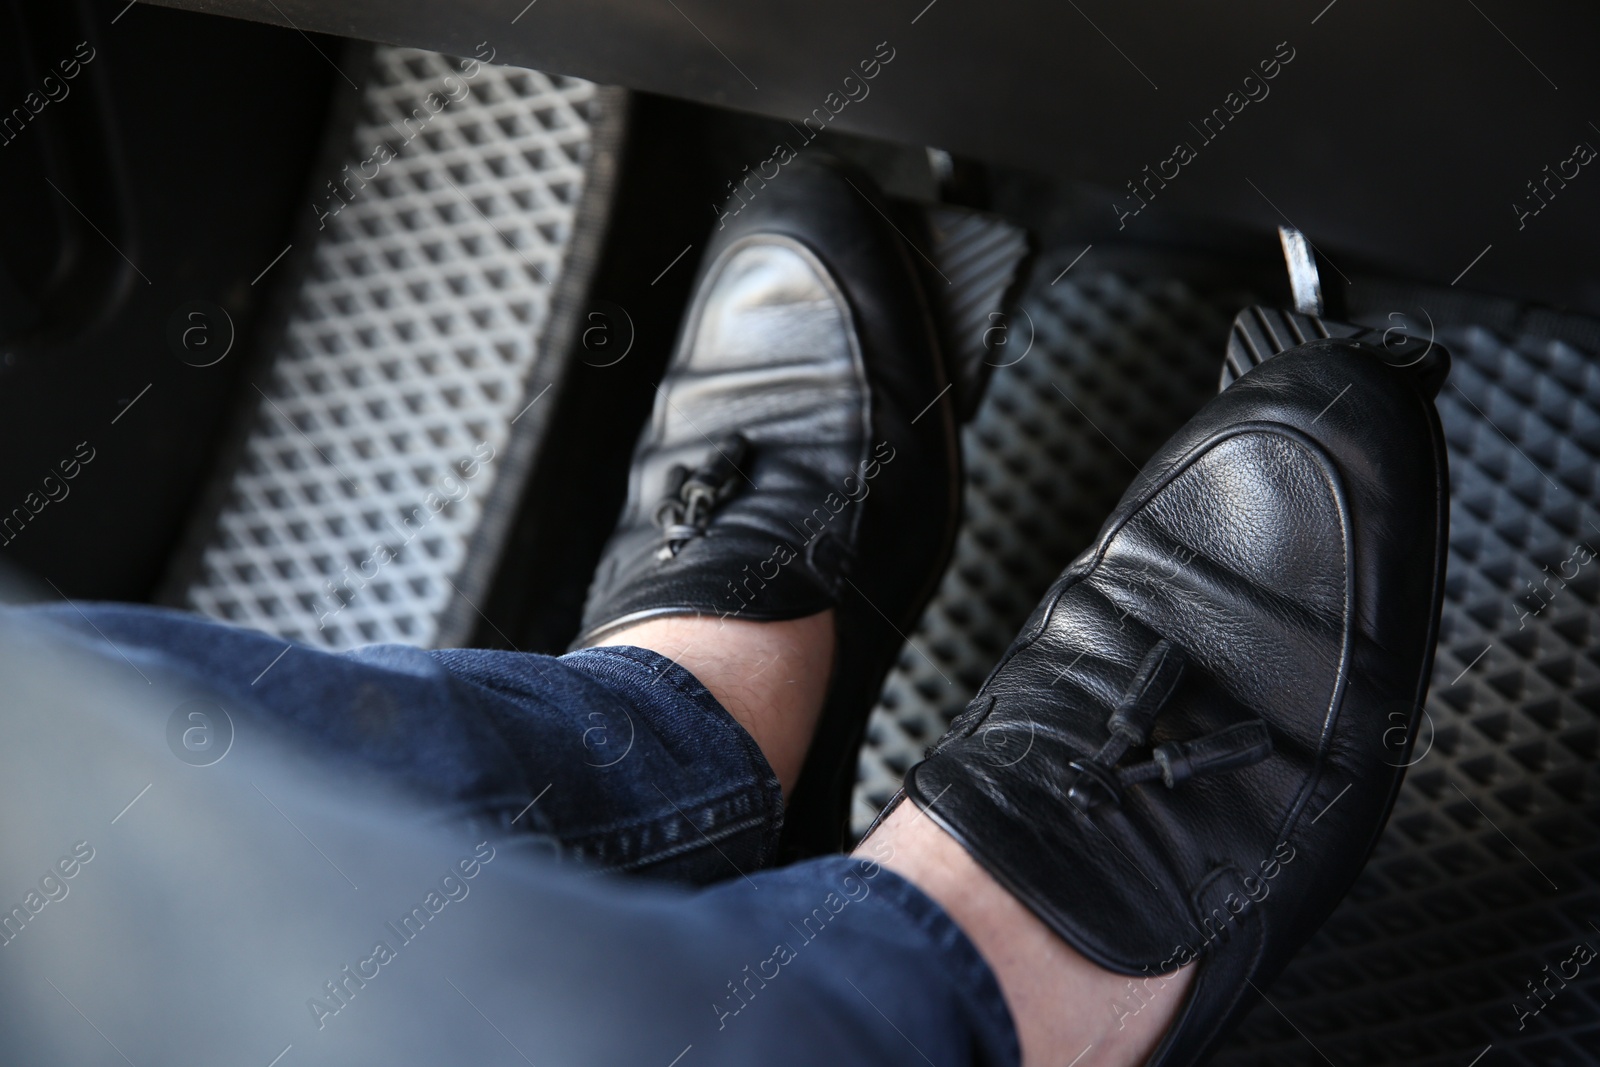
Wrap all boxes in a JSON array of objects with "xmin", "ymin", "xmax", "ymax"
[{"xmin": 0, "ymin": 603, "xmax": 1019, "ymax": 1066}]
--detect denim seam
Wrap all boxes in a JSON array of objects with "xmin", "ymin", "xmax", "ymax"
[
  {"xmin": 611, "ymin": 810, "xmax": 773, "ymax": 873},
  {"xmin": 564, "ymin": 645, "xmax": 786, "ymax": 865},
  {"xmin": 427, "ymin": 646, "xmax": 782, "ymax": 875},
  {"xmin": 563, "ymin": 791, "xmax": 771, "ymax": 869},
  {"xmin": 553, "ymin": 775, "xmax": 769, "ymax": 839}
]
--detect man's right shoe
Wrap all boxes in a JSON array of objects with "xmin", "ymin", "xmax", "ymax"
[{"xmin": 895, "ymin": 339, "xmax": 1449, "ymax": 1066}]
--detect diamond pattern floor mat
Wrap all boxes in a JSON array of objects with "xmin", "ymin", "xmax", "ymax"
[{"xmin": 172, "ymin": 46, "xmax": 611, "ymax": 650}]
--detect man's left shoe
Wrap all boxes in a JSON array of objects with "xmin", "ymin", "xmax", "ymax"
[
  {"xmin": 575, "ymin": 158, "xmax": 962, "ymax": 855},
  {"xmin": 897, "ymin": 338, "xmax": 1449, "ymax": 1065}
]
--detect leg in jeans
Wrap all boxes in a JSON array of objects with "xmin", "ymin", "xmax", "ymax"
[
  {"xmin": 6, "ymin": 588, "xmax": 1189, "ymax": 1067},
  {"xmin": 16, "ymin": 601, "xmax": 790, "ymax": 885},
  {"xmin": 0, "ymin": 605, "xmax": 1017, "ymax": 1067}
]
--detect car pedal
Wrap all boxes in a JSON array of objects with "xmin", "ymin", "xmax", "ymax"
[
  {"xmin": 1220, "ymin": 226, "xmax": 1450, "ymax": 397},
  {"xmin": 916, "ymin": 203, "xmax": 1031, "ymax": 422}
]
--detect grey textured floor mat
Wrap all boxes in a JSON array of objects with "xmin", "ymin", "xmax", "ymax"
[
  {"xmin": 855, "ymin": 250, "xmax": 1600, "ymax": 1065},
  {"xmin": 172, "ymin": 47, "xmax": 615, "ymax": 650}
]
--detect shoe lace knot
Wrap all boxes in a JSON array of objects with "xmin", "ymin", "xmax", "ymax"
[
  {"xmin": 652, "ymin": 433, "xmax": 750, "ymax": 560},
  {"xmin": 1066, "ymin": 639, "xmax": 1272, "ymax": 811}
]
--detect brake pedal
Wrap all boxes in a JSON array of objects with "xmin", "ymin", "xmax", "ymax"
[{"xmin": 1220, "ymin": 226, "xmax": 1450, "ymax": 397}]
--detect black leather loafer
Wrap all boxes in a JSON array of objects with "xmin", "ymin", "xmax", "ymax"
[
  {"xmin": 899, "ymin": 339, "xmax": 1448, "ymax": 1065},
  {"xmin": 576, "ymin": 157, "xmax": 962, "ymax": 856}
]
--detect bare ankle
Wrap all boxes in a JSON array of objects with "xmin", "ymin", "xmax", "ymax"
[
  {"xmin": 856, "ymin": 802, "xmax": 1192, "ymax": 1067},
  {"xmin": 593, "ymin": 611, "xmax": 834, "ymax": 795}
]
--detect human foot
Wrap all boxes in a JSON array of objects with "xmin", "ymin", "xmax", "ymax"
[
  {"xmin": 882, "ymin": 339, "xmax": 1450, "ymax": 1065},
  {"xmin": 575, "ymin": 158, "xmax": 962, "ymax": 852}
]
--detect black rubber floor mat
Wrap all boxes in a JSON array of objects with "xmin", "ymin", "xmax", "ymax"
[
  {"xmin": 1217, "ymin": 321, "xmax": 1600, "ymax": 1067},
  {"xmin": 857, "ymin": 246, "xmax": 1600, "ymax": 1065}
]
